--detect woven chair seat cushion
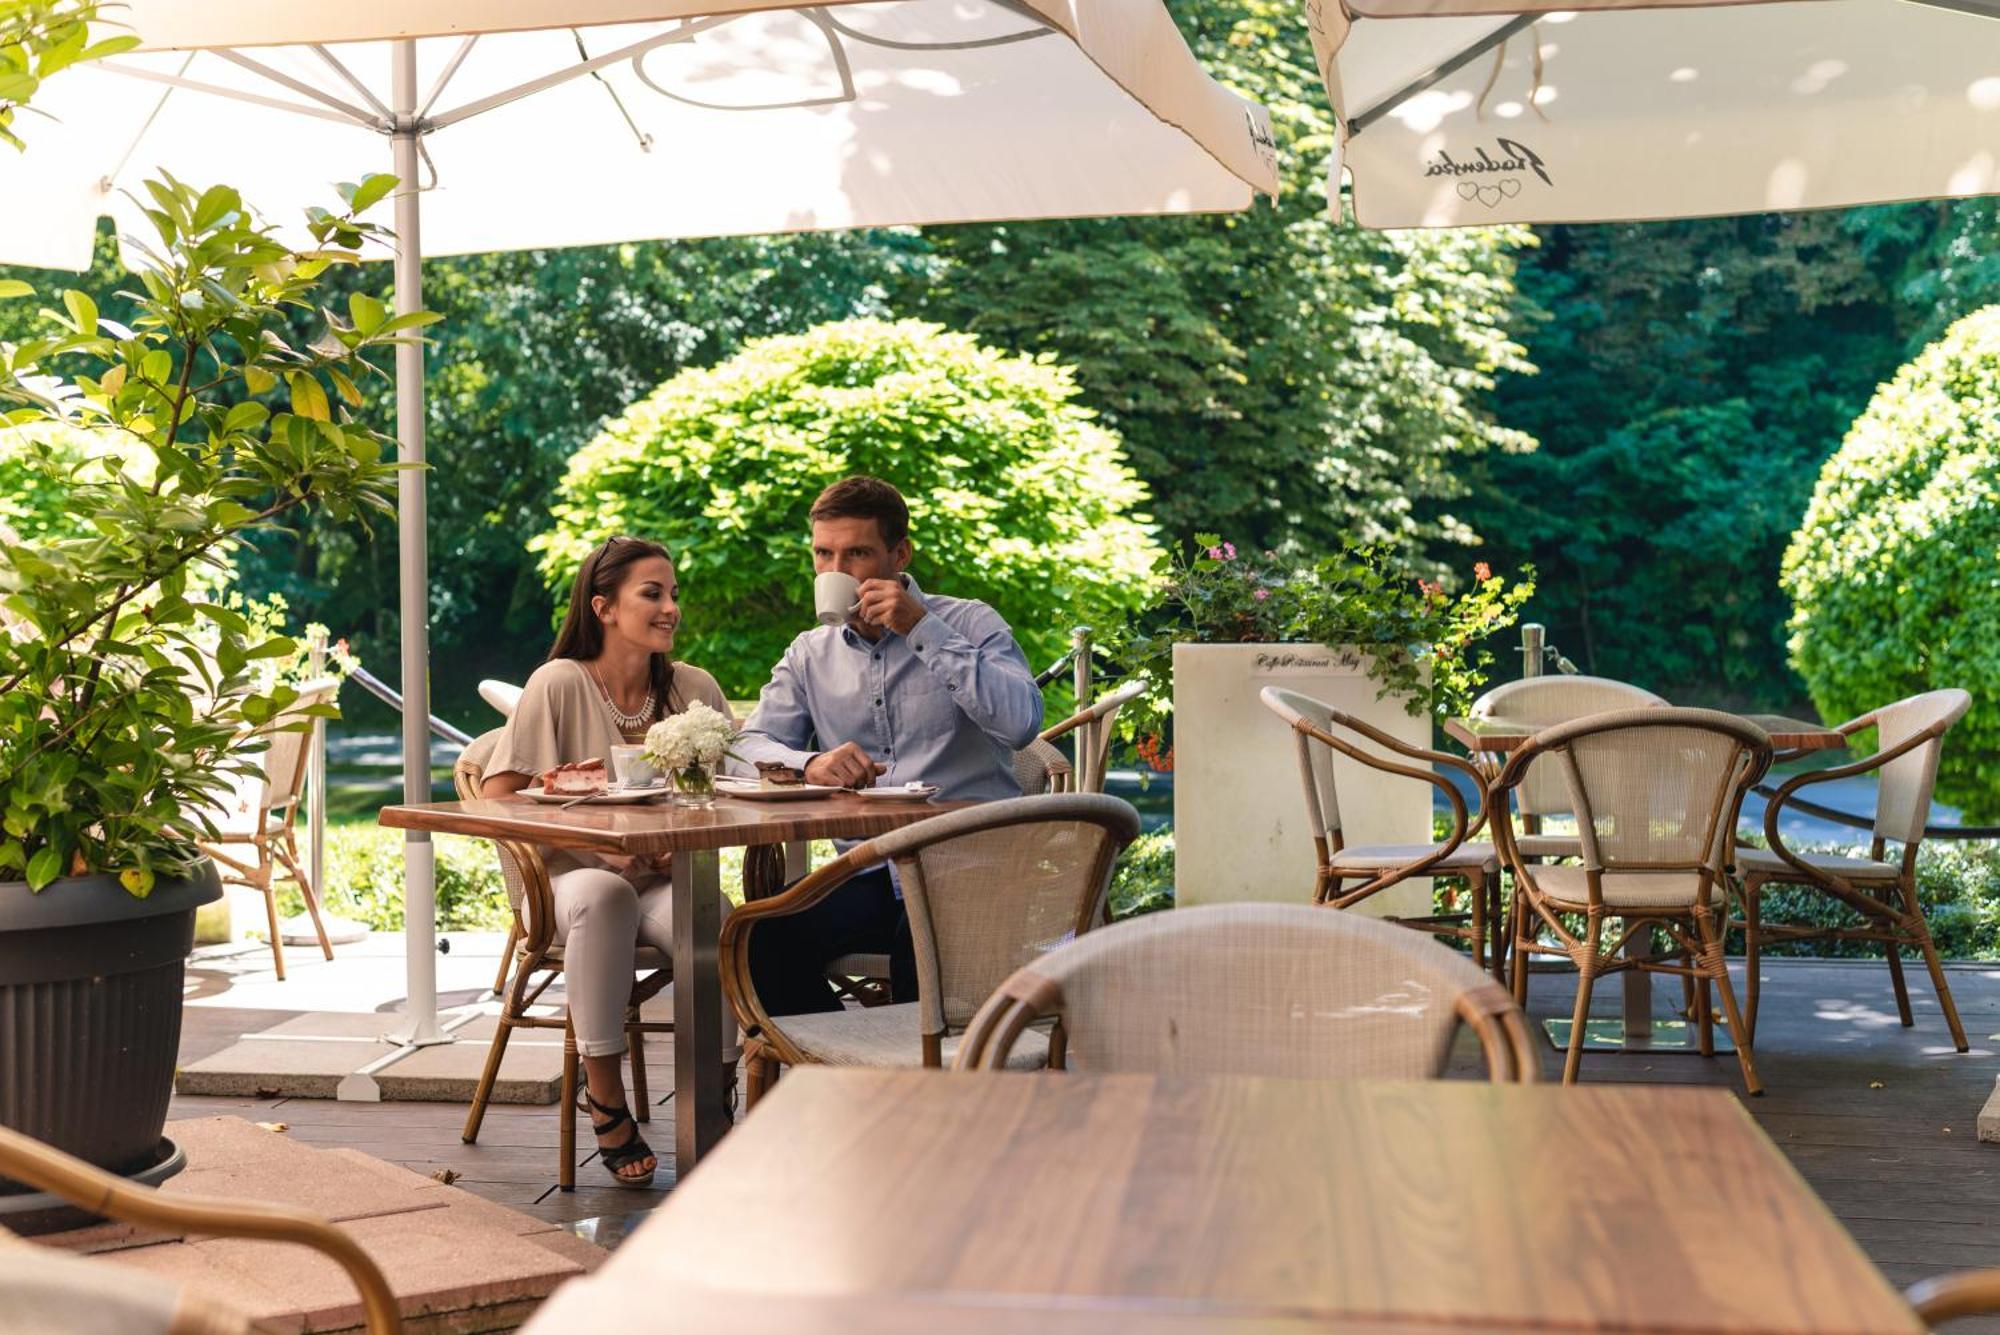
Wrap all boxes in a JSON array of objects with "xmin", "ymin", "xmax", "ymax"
[
  {"xmin": 1333, "ymin": 842, "xmax": 1499, "ymax": 873},
  {"xmin": 780, "ymin": 1002, "xmax": 1048, "ymax": 1070},
  {"xmin": 1736, "ymin": 847, "xmax": 1901, "ymax": 883},
  {"xmin": 1511, "ymin": 833, "xmax": 1582, "ymax": 859},
  {"xmin": 533, "ymin": 944, "xmax": 671, "ymax": 973},
  {"xmin": 827, "ymin": 952, "xmax": 892, "ymax": 979},
  {"xmin": 1531, "ymin": 865, "xmax": 1729, "ymax": 910}
]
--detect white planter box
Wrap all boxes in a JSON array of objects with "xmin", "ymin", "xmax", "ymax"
[{"xmin": 1172, "ymin": 643, "xmax": 1433, "ymax": 916}]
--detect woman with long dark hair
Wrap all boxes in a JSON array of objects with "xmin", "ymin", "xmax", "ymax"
[{"xmin": 481, "ymin": 536, "xmax": 733, "ymax": 1185}]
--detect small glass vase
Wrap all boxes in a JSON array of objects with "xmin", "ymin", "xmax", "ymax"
[{"xmin": 671, "ymin": 761, "xmax": 718, "ymax": 809}]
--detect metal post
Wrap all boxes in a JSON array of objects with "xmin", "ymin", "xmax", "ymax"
[
  {"xmin": 1520, "ymin": 623, "xmax": 1545, "ymax": 680},
  {"xmin": 385, "ymin": 40, "xmax": 445, "ymax": 1048},
  {"xmin": 307, "ymin": 629, "xmax": 327, "ymax": 914},
  {"xmin": 1071, "ymin": 626, "xmax": 1093, "ymax": 790}
]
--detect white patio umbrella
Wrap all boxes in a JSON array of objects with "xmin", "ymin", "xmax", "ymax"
[
  {"xmin": 0, "ymin": 0, "xmax": 1276, "ymax": 1045},
  {"xmin": 1305, "ymin": 0, "xmax": 2000, "ymax": 227}
]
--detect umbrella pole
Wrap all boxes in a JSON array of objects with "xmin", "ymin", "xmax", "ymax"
[{"xmin": 385, "ymin": 38, "xmax": 446, "ymax": 1048}]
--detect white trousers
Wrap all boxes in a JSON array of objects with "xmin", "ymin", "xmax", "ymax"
[{"xmin": 549, "ymin": 865, "xmax": 737, "ymax": 1060}]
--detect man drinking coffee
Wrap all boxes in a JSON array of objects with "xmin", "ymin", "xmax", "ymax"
[{"xmin": 734, "ymin": 475, "xmax": 1043, "ymax": 1014}]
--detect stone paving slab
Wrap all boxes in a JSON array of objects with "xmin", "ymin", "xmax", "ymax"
[
  {"xmin": 174, "ymin": 1010, "xmax": 562, "ymax": 1104},
  {"xmin": 33, "ymin": 1116, "xmax": 603, "ymax": 1332},
  {"xmin": 195, "ymin": 1212, "xmax": 584, "ymax": 1332},
  {"xmin": 376, "ymin": 1014, "xmax": 564, "ymax": 1105}
]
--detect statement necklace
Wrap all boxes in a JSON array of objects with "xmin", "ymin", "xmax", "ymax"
[{"xmin": 586, "ymin": 663, "xmax": 656, "ymax": 733}]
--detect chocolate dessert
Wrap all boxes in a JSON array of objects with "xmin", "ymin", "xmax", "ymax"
[{"xmin": 755, "ymin": 761, "xmax": 805, "ymax": 789}]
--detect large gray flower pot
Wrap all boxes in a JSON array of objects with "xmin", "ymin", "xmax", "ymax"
[{"xmin": 0, "ymin": 862, "xmax": 221, "ymax": 1225}]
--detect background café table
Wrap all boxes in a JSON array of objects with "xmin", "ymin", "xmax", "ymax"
[
  {"xmin": 525, "ymin": 1068, "xmax": 1919, "ymax": 1333},
  {"xmin": 1445, "ymin": 711, "xmax": 1845, "ymax": 1053},
  {"xmin": 376, "ymin": 793, "xmax": 970, "ymax": 1170}
]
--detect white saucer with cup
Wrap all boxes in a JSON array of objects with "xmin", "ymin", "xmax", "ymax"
[{"xmin": 609, "ymin": 743, "xmax": 661, "ymax": 789}]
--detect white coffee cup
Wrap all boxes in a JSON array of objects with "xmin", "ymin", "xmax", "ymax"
[
  {"xmin": 814, "ymin": 570, "xmax": 861, "ymax": 627},
  {"xmin": 609, "ymin": 743, "xmax": 659, "ymax": 788}
]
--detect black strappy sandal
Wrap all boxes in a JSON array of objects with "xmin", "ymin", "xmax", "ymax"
[{"xmin": 579, "ymin": 1090, "xmax": 656, "ymax": 1187}]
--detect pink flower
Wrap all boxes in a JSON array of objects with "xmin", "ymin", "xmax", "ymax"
[
  {"xmin": 1474, "ymin": 562, "xmax": 1491, "ymax": 582},
  {"xmin": 1222, "ymin": 542, "xmax": 1237, "ymax": 560},
  {"xmin": 1253, "ymin": 589, "xmax": 1270, "ymax": 601},
  {"xmin": 1206, "ymin": 546, "xmax": 1223, "ymax": 560}
]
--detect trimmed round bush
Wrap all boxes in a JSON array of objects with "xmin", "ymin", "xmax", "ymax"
[
  {"xmin": 531, "ymin": 318, "xmax": 1164, "ymax": 695},
  {"xmin": 1782, "ymin": 306, "xmax": 2000, "ymax": 817}
]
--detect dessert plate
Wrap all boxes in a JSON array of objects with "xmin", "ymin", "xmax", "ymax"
[
  {"xmin": 520, "ymin": 784, "xmax": 666, "ymax": 805},
  {"xmin": 855, "ymin": 784, "xmax": 939, "ymax": 802},
  {"xmin": 713, "ymin": 776, "xmax": 846, "ymax": 802}
]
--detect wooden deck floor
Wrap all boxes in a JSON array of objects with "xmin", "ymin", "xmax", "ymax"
[{"xmin": 170, "ymin": 950, "xmax": 2000, "ymax": 1325}]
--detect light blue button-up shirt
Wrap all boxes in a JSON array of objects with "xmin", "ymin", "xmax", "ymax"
[{"xmin": 735, "ymin": 575, "xmax": 1043, "ymax": 801}]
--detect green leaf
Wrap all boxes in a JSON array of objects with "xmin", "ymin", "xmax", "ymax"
[
  {"xmin": 345, "ymin": 174, "xmax": 399, "ymax": 215},
  {"xmin": 242, "ymin": 365, "xmax": 277, "ymax": 395},
  {"xmin": 26, "ymin": 847, "xmax": 63, "ymax": 891},
  {"xmin": 0, "ymin": 279, "xmax": 32, "ymax": 299},
  {"xmin": 287, "ymin": 371, "xmax": 330, "ymax": 422},
  {"xmin": 223, "ymin": 400, "xmax": 269, "ymax": 434},
  {"xmin": 348, "ymin": 291, "xmax": 386, "ymax": 334},
  {"xmin": 63, "ymin": 289, "xmax": 97, "ymax": 334},
  {"xmin": 376, "ymin": 310, "xmax": 444, "ymax": 335}
]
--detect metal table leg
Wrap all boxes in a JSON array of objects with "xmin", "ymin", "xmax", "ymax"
[{"xmin": 672, "ymin": 848, "xmax": 728, "ymax": 1172}]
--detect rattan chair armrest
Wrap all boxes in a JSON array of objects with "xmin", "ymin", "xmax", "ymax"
[
  {"xmin": 717, "ymin": 840, "xmax": 884, "ymax": 1060},
  {"xmin": 491, "ymin": 835, "xmax": 557, "ymax": 955},
  {"xmin": 1491, "ymin": 736, "xmax": 1546, "ymax": 793},
  {"xmin": 0, "ymin": 1124, "xmax": 402, "ymax": 1334},
  {"xmin": 1906, "ymin": 1267, "xmax": 2000, "ymax": 1324},
  {"xmin": 1039, "ymin": 680, "xmax": 1145, "ymax": 744},
  {"xmin": 1456, "ymin": 984, "xmax": 1538, "ymax": 1083},
  {"xmin": 1289, "ymin": 715, "xmax": 1489, "ymax": 896},
  {"xmin": 952, "ymin": 968, "xmax": 1058, "ymax": 1072},
  {"xmin": 1759, "ymin": 726, "xmax": 1943, "ymax": 882}
]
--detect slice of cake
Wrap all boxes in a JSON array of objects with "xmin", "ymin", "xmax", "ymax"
[
  {"xmin": 755, "ymin": 761, "xmax": 805, "ymax": 790},
  {"xmin": 541, "ymin": 758, "xmax": 609, "ymax": 797}
]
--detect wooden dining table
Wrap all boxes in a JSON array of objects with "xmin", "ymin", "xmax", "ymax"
[
  {"xmin": 522, "ymin": 1067, "xmax": 1921, "ymax": 1333},
  {"xmin": 376, "ymin": 791, "xmax": 969, "ymax": 1170},
  {"xmin": 1443, "ymin": 711, "xmax": 1847, "ymax": 1054}
]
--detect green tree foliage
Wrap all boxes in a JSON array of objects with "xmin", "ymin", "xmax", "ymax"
[
  {"xmin": 894, "ymin": 0, "xmax": 1533, "ymax": 562},
  {"xmin": 1466, "ymin": 202, "xmax": 2000, "ymax": 706},
  {"xmin": 231, "ymin": 233, "xmax": 924, "ymax": 714},
  {"xmin": 532, "ymin": 318, "xmax": 1164, "ymax": 695},
  {"xmin": 0, "ymin": 175, "xmax": 405, "ymax": 887},
  {"xmin": 1782, "ymin": 306, "xmax": 2000, "ymax": 817}
]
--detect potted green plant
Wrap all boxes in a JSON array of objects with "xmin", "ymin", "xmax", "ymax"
[
  {"xmin": 0, "ymin": 169, "xmax": 418, "ymax": 1211},
  {"xmin": 1096, "ymin": 537, "xmax": 1532, "ymax": 910}
]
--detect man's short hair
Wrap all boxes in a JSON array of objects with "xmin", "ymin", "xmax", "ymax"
[{"xmin": 809, "ymin": 476, "xmax": 909, "ymax": 549}]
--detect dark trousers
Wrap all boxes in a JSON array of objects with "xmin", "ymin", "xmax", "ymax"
[{"xmin": 746, "ymin": 866, "xmax": 915, "ymax": 1016}]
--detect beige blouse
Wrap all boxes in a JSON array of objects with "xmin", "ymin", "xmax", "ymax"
[{"xmin": 486, "ymin": 656, "xmax": 734, "ymax": 876}]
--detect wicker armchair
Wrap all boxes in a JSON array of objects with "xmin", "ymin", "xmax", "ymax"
[
  {"xmin": 194, "ymin": 676, "xmax": 342, "ymax": 981},
  {"xmin": 1493, "ymin": 708, "xmax": 1770, "ymax": 1091},
  {"xmin": 1260, "ymin": 686, "xmax": 1504, "ymax": 976},
  {"xmin": 1733, "ymin": 689, "xmax": 1972, "ymax": 1051},
  {"xmin": 823, "ymin": 741, "xmax": 1077, "ymax": 1008},
  {"xmin": 1468, "ymin": 674, "xmax": 1667, "ymax": 860},
  {"xmin": 454, "ymin": 730, "xmax": 672, "ymax": 1191},
  {"xmin": 720, "ymin": 794, "xmax": 1140, "ymax": 1108},
  {"xmin": 956, "ymin": 902, "xmax": 1536, "ymax": 1080},
  {"xmin": 1039, "ymin": 679, "xmax": 1145, "ymax": 794},
  {"xmin": 0, "ymin": 1124, "xmax": 400, "ymax": 1333}
]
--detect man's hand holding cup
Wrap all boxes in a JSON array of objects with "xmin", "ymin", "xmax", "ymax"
[{"xmin": 855, "ymin": 578, "xmax": 926, "ymax": 636}]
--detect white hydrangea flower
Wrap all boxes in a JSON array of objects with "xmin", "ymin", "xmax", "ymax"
[{"xmin": 642, "ymin": 699, "xmax": 737, "ymax": 773}]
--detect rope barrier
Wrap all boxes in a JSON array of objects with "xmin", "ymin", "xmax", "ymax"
[{"xmin": 346, "ymin": 664, "xmax": 474, "ymax": 747}]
